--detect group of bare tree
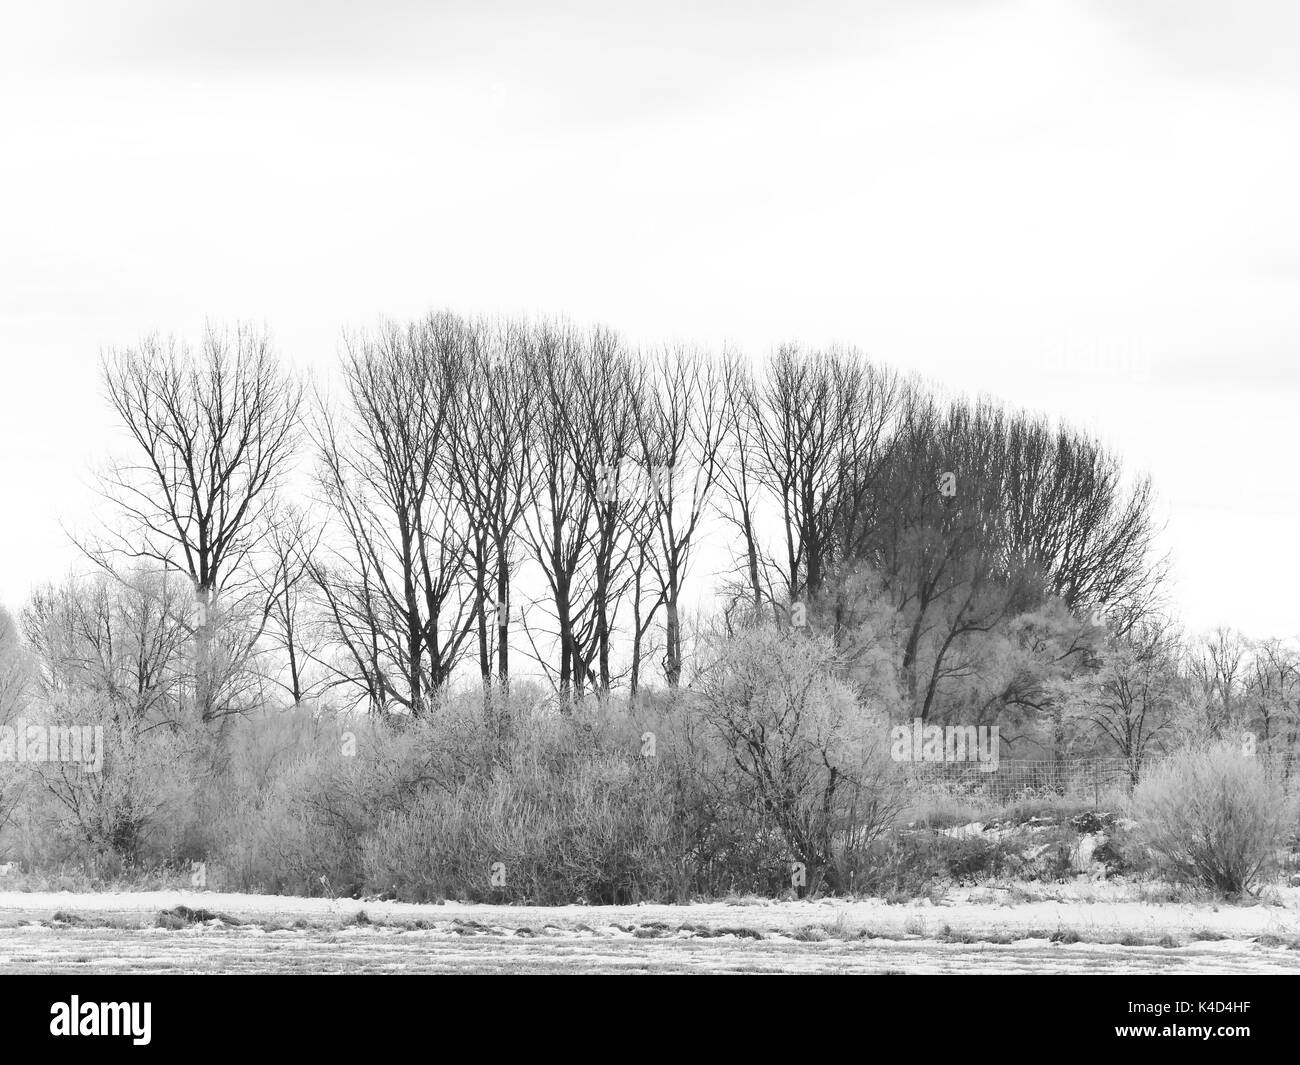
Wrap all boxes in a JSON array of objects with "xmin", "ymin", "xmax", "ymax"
[{"xmin": 25, "ymin": 313, "xmax": 1169, "ymax": 735}]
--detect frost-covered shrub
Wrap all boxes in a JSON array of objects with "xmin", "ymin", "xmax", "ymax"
[{"xmin": 1132, "ymin": 743, "xmax": 1289, "ymax": 895}]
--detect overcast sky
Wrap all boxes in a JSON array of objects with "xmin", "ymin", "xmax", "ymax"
[{"xmin": 0, "ymin": 0, "xmax": 1297, "ymax": 638}]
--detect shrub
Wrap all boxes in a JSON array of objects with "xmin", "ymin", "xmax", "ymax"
[
  {"xmin": 13, "ymin": 701, "xmax": 205, "ymax": 870},
  {"xmin": 685, "ymin": 626, "xmax": 904, "ymax": 894},
  {"xmin": 359, "ymin": 710, "xmax": 686, "ymax": 904},
  {"xmin": 204, "ymin": 704, "xmax": 457, "ymax": 896},
  {"xmin": 1131, "ymin": 743, "xmax": 1289, "ymax": 895}
]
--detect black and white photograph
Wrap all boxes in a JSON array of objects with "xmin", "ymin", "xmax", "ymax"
[{"xmin": 0, "ymin": 0, "xmax": 1295, "ymax": 1043}]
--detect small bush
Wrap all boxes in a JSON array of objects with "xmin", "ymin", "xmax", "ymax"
[{"xmin": 1131, "ymin": 744, "xmax": 1290, "ymax": 895}]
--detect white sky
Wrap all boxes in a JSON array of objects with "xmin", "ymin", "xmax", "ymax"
[{"xmin": 0, "ymin": 0, "xmax": 1297, "ymax": 639}]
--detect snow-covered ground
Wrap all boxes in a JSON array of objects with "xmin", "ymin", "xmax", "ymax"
[
  {"xmin": 3, "ymin": 924, "xmax": 1296, "ymax": 974},
  {"xmin": 2, "ymin": 885, "xmax": 1298, "ymax": 973}
]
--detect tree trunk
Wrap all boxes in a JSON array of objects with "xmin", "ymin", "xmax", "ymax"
[
  {"xmin": 495, "ymin": 543, "xmax": 510, "ymax": 686},
  {"xmin": 664, "ymin": 593, "xmax": 681, "ymax": 687}
]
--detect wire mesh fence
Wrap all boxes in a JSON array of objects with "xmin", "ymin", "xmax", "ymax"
[
  {"xmin": 895, "ymin": 758, "xmax": 1135, "ymax": 807},
  {"xmin": 896, "ymin": 753, "xmax": 1300, "ymax": 807}
]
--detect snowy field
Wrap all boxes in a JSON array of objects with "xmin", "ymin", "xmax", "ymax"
[{"xmin": 2, "ymin": 886, "xmax": 1299, "ymax": 973}]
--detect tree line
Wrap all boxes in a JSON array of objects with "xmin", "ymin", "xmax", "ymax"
[
  {"xmin": 50, "ymin": 313, "xmax": 1166, "ymax": 731},
  {"xmin": 2, "ymin": 313, "xmax": 1297, "ymax": 890}
]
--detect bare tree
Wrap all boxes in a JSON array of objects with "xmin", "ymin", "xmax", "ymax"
[
  {"xmin": 720, "ymin": 346, "xmax": 900, "ymax": 631},
  {"xmin": 1187, "ymin": 626, "xmax": 1251, "ymax": 740},
  {"xmin": 312, "ymin": 315, "xmax": 477, "ymax": 716},
  {"xmin": 22, "ymin": 569, "xmax": 192, "ymax": 728},
  {"xmin": 1245, "ymin": 638, "xmax": 1300, "ymax": 773},
  {"xmin": 998, "ymin": 416, "xmax": 1165, "ymax": 630},
  {"xmin": 95, "ymin": 325, "xmax": 303, "ymax": 722},
  {"xmin": 518, "ymin": 321, "xmax": 595, "ymax": 697},
  {"xmin": 258, "ymin": 502, "xmax": 325, "ymax": 707},
  {"xmin": 571, "ymin": 330, "xmax": 642, "ymax": 694},
  {"xmin": 444, "ymin": 318, "xmax": 537, "ymax": 690},
  {"xmin": 633, "ymin": 346, "xmax": 726, "ymax": 686},
  {"xmin": 822, "ymin": 382, "xmax": 1163, "ymax": 724},
  {"xmin": 715, "ymin": 354, "xmax": 772, "ymax": 623},
  {"xmin": 1065, "ymin": 617, "xmax": 1184, "ymax": 782},
  {"xmin": 520, "ymin": 321, "xmax": 642, "ymax": 697},
  {"xmin": 845, "ymin": 392, "xmax": 1031, "ymax": 720}
]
